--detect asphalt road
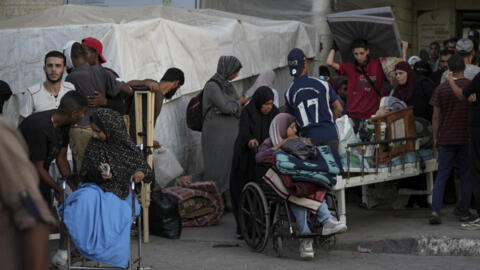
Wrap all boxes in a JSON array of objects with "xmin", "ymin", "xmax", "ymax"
[{"xmin": 138, "ymin": 238, "xmax": 480, "ymax": 270}]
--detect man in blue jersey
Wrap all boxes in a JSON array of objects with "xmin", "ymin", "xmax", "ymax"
[{"xmin": 285, "ymin": 48, "xmax": 343, "ymax": 146}]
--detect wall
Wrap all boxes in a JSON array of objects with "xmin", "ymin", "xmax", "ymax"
[
  {"xmin": 0, "ymin": 0, "xmax": 63, "ymax": 18},
  {"xmin": 413, "ymin": 0, "xmax": 479, "ymax": 53}
]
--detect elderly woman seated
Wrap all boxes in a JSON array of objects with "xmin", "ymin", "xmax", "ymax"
[
  {"xmin": 256, "ymin": 113, "xmax": 347, "ymax": 259},
  {"xmin": 63, "ymin": 108, "xmax": 152, "ymax": 268}
]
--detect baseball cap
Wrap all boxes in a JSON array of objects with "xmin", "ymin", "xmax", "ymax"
[
  {"xmin": 456, "ymin": 38, "xmax": 474, "ymax": 56},
  {"xmin": 82, "ymin": 37, "xmax": 106, "ymax": 63},
  {"xmin": 468, "ymin": 29, "xmax": 479, "ymax": 42},
  {"xmin": 287, "ymin": 48, "xmax": 306, "ymax": 77}
]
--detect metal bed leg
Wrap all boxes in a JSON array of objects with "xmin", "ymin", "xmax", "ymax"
[
  {"xmin": 336, "ymin": 189, "xmax": 346, "ymax": 225},
  {"xmin": 426, "ymin": 171, "xmax": 434, "ymax": 205},
  {"xmin": 361, "ymin": 185, "xmax": 369, "ymax": 207}
]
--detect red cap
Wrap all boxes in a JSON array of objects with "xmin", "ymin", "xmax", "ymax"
[{"xmin": 82, "ymin": 37, "xmax": 106, "ymax": 63}]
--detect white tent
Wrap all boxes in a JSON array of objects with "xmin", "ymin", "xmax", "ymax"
[{"xmin": 0, "ymin": 4, "xmax": 319, "ymax": 174}]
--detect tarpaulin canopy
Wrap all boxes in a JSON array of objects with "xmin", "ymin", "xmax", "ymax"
[
  {"xmin": 0, "ymin": 4, "xmax": 319, "ymax": 175},
  {"xmin": 0, "ymin": 5, "xmax": 317, "ymax": 97},
  {"xmin": 327, "ymin": 6, "xmax": 402, "ymax": 63}
]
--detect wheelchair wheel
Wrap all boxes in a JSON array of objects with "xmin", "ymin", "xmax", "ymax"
[{"xmin": 239, "ymin": 182, "xmax": 270, "ymax": 252}]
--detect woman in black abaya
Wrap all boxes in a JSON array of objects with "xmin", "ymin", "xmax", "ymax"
[{"xmin": 229, "ymin": 86, "xmax": 278, "ymax": 237}]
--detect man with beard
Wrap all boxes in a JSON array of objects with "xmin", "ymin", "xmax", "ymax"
[
  {"xmin": 126, "ymin": 68, "xmax": 185, "ymax": 147},
  {"xmin": 431, "ymin": 49, "xmax": 454, "ymax": 86},
  {"xmin": 19, "ymin": 51, "xmax": 75, "ymax": 124},
  {"xmin": 429, "ymin": 41, "xmax": 441, "ymax": 72}
]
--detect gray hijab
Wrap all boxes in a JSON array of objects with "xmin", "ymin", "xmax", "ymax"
[{"xmin": 211, "ymin": 56, "xmax": 242, "ymax": 94}]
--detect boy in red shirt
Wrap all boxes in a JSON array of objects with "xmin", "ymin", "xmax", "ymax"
[{"xmin": 326, "ymin": 39, "xmax": 387, "ymax": 130}]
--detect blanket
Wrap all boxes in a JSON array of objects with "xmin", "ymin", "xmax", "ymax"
[
  {"xmin": 163, "ymin": 176, "xmax": 224, "ymax": 227},
  {"xmin": 274, "ymin": 145, "xmax": 344, "ymax": 187},
  {"xmin": 63, "ymin": 183, "xmax": 140, "ymax": 268},
  {"xmin": 263, "ymin": 169, "xmax": 326, "ymax": 213}
]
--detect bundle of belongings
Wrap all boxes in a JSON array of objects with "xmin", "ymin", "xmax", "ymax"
[
  {"xmin": 276, "ymin": 139, "xmax": 343, "ymax": 190},
  {"xmin": 163, "ymin": 176, "xmax": 224, "ymax": 227},
  {"xmin": 263, "ymin": 139, "xmax": 344, "ymax": 213}
]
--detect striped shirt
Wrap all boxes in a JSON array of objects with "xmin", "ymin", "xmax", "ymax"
[{"xmin": 431, "ymin": 78, "xmax": 470, "ymax": 145}]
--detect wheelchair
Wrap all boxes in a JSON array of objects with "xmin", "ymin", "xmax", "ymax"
[
  {"xmin": 61, "ymin": 180, "xmax": 145, "ymax": 270},
  {"xmin": 238, "ymin": 168, "xmax": 339, "ymax": 257}
]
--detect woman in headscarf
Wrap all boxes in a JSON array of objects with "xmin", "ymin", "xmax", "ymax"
[
  {"xmin": 202, "ymin": 56, "xmax": 248, "ymax": 194},
  {"xmin": 394, "ymin": 61, "xmax": 435, "ymax": 121},
  {"xmin": 255, "ymin": 113, "xmax": 346, "ymax": 259},
  {"xmin": 64, "ymin": 108, "xmax": 151, "ymax": 268},
  {"xmin": 244, "ymin": 69, "xmax": 279, "ymax": 107},
  {"xmin": 394, "ymin": 62, "xmax": 435, "ymax": 209},
  {"xmin": 230, "ymin": 86, "xmax": 278, "ymax": 238},
  {"xmin": 80, "ymin": 108, "xmax": 153, "ymax": 199}
]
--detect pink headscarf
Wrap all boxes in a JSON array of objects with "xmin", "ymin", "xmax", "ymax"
[{"xmin": 269, "ymin": 113, "xmax": 296, "ymax": 146}]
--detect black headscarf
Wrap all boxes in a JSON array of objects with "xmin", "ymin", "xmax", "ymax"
[
  {"xmin": 81, "ymin": 108, "xmax": 153, "ymax": 199},
  {"xmin": 246, "ymin": 86, "xmax": 278, "ymax": 143},
  {"xmin": 231, "ymin": 86, "xmax": 279, "ymax": 177},
  {"xmin": 0, "ymin": 80, "xmax": 12, "ymax": 113}
]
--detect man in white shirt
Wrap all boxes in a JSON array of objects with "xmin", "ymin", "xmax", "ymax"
[
  {"xmin": 19, "ymin": 50, "xmax": 75, "ymax": 124},
  {"xmin": 440, "ymin": 38, "xmax": 480, "ymax": 84}
]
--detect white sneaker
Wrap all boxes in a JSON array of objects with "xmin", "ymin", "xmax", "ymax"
[
  {"xmin": 52, "ymin": 249, "xmax": 68, "ymax": 266},
  {"xmin": 461, "ymin": 218, "xmax": 480, "ymax": 230},
  {"xmin": 322, "ymin": 217, "xmax": 347, "ymax": 236},
  {"xmin": 299, "ymin": 239, "xmax": 314, "ymax": 259}
]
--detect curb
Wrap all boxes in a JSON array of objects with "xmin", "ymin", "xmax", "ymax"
[{"xmin": 336, "ymin": 236, "xmax": 480, "ymax": 256}]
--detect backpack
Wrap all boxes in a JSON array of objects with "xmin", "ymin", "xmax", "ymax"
[{"xmin": 186, "ymin": 78, "xmax": 221, "ymax": 131}]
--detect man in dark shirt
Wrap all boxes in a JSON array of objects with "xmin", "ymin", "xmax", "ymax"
[
  {"xmin": 127, "ymin": 68, "xmax": 185, "ymax": 147},
  {"xmin": 447, "ymin": 62, "xmax": 480, "ymax": 229},
  {"xmin": 429, "ymin": 54, "xmax": 472, "ymax": 225},
  {"xmin": 66, "ymin": 42, "xmax": 132, "ymax": 125},
  {"xmin": 18, "ymin": 91, "xmax": 86, "ymax": 265},
  {"xmin": 431, "ymin": 49, "xmax": 454, "ymax": 86},
  {"xmin": 65, "ymin": 42, "xmax": 133, "ymax": 173},
  {"xmin": 19, "ymin": 91, "xmax": 86, "ymax": 203}
]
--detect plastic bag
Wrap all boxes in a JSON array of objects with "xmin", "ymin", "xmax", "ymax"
[
  {"xmin": 149, "ymin": 190, "xmax": 182, "ymax": 239},
  {"xmin": 153, "ymin": 147, "xmax": 184, "ymax": 187},
  {"xmin": 335, "ymin": 115, "xmax": 359, "ymax": 157}
]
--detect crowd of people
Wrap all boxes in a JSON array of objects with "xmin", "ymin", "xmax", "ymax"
[{"xmin": 2, "ymin": 27, "xmax": 480, "ymax": 267}]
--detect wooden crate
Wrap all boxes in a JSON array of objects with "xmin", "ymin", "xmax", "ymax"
[{"xmin": 371, "ymin": 107, "xmax": 416, "ymax": 162}]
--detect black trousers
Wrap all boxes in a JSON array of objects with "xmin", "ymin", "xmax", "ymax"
[
  {"xmin": 229, "ymin": 168, "xmax": 247, "ymax": 235},
  {"xmin": 469, "ymin": 137, "xmax": 480, "ymax": 214},
  {"xmin": 230, "ymin": 166, "xmax": 268, "ymax": 235}
]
